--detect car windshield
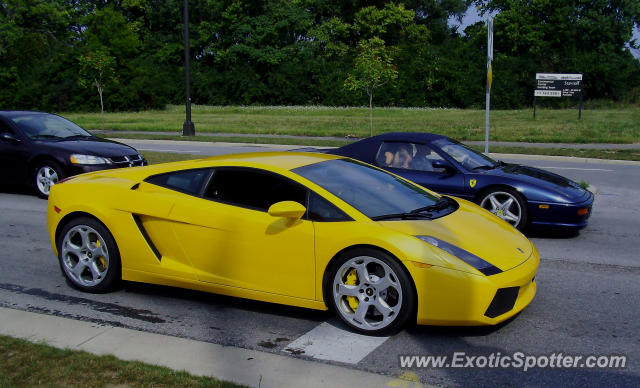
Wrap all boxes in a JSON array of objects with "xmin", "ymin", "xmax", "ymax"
[
  {"xmin": 9, "ymin": 113, "xmax": 92, "ymax": 140},
  {"xmin": 293, "ymin": 158, "xmax": 441, "ymax": 219},
  {"xmin": 432, "ymin": 138, "xmax": 498, "ymax": 171}
]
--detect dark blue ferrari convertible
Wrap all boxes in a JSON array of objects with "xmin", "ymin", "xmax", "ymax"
[{"xmin": 328, "ymin": 132, "xmax": 594, "ymax": 232}]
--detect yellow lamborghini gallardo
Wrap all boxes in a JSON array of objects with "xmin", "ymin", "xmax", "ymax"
[{"xmin": 47, "ymin": 152, "xmax": 538, "ymax": 335}]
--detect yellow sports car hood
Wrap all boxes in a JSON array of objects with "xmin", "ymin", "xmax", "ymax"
[{"xmin": 378, "ymin": 198, "xmax": 533, "ymax": 272}]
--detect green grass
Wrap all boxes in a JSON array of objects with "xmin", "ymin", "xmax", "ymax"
[
  {"xmin": 63, "ymin": 104, "xmax": 640, "ymax": 144},
  {"xmin": 99, "ymin": 132, "xmax": 352, "ymax": 147},
  {"xmin": 0, "ymin": 335, "xmax": 245, "ymax": 388},
  {"xmin": 143, "ymin": 151, "xmax": 204, "ymax": 164}
]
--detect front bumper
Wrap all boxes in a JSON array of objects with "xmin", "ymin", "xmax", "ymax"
[
  {"xmin": 409, "ymin": 247, "xmax": 539, "ymax": 326},
  {"xmin": 65, "ymin": 158, "xmax": 147, "ymax": 176},
  {"xmin": 528, "ymin": 193, "xmax": 594, "ymax": 230}
]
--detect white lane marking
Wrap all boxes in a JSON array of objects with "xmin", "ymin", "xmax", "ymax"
[
  {"xmin": 284, "ymin": 321, "xmax": 389, "ymax": 364},
  {"xmin": 137, "ymin": 148, "xmax": 201, "ymax": 154},
  {"xmin": 533, "ymin": 165, "xmax": 614, "ymax": 172}
]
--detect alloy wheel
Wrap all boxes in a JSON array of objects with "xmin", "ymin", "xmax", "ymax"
[
  {"xmin": 480, "ymin": 191, "xmax": 522, "ymax": 227},
  {"xmin": 36, "ymin": 165, "xmax": 59, "ymax": 196},
  {"xmin": 332, "ymin": 255, "xmax": 403, "ymax": 332},
  {"xmin": 60, "ymin": 225, "xmax": 110, "ymax": 287}
]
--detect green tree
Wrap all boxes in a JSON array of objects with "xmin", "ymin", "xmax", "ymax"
[
  {"xmin": 475, "ymin": 0, "xmax": 640, "ymax": 105},
  {"xmin": 78, "ymin": 49, "xmax": 117, "ymax": 130},
  {"xmin": 345, "ymin": 37, "xmax": 398, "ymax": 136}
]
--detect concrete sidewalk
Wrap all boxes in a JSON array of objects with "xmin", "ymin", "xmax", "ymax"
[
  {"xmin": 92, "ymin": 129, "xmax": 640, "ymax": 150},
  {"xmin": 0, "ymin": 307, "xmax": 420, "ymax": 388}
]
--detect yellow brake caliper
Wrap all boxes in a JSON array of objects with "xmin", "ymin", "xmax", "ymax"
[
  {"xmin": 345, "ymin": 269, "xmax": 359, "ymax": 311},
  {"xmin": 96, "ymin": 240, "xmax": 107, "ymax": 269}
]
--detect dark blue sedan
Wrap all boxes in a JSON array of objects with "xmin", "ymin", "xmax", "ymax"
[{"xmin": 328, "ymin": 132, "xmax": 594, "ymax": 232}]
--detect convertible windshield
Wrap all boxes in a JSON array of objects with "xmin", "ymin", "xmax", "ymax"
[
  {"xmin": 432, "ymin": 138, "xmax": 498, "ymax": 171},
  {"xmin": 293, "ymin": 159, "xmax": 442, "ymax": 219},
  {"xmin": 9, "ymin": 113, "xmax": 92, "ymax": 140}
]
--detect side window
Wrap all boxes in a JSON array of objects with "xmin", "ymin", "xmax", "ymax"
[
  {"xmin": 0, "ymin": 120, "xmax": 15, "ymax": 135},
  {"xmin": 308, "ymin": 192, "xmax": 352, "ymax": 222},
  {"xmin": 145, "ymin": 168, "xmax": 212, "ymax": 196},
  {"xmin": 204, "ymin": 168, "xmax": 307, "ymax": 211},
  {"xmin": 376, "ymin": 142, "xmax": 443, "ymax": 172}
]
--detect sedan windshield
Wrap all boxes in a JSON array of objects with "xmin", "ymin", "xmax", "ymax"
[
  {"xmin": 9, "ymin": 113, "xmax": 93, "ymax": 140},
  {"xmin": 432, "ymin": 138, "xmax": 498, "ymax": 171},
  {"xmin": 293, "ymin": 159, "xmax": 443, "ymax": 219}
]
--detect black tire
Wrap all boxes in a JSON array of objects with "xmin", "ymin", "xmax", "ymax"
[
  {"xmin": 56, "ymin": 216, "xmax": 121, "ymax": 293},
  {"xmin": 324, "ymin": 247, "xmax": 415, "ymax": 336},
  {"xmin": 33, "ymin": 160, "xmax": 65, "ymax": 199},
  {"xmin": 478, "ymin": 187, "xmax": 529, "ymax": 231}
]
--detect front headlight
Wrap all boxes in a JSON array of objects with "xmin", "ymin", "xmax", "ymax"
[
  {"xmin": 416, "ymin": 236, "xmax": 502, "ymax": 276},
  {"xmin": 70, "ymin": 154, "xmax": 112, "ymax": 165}
]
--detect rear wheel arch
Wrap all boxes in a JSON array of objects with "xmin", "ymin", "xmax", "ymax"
[
  {"xmin": 55, "ymin": 212, "xmax": 109, "ymax": 248},
  {"xmin": 56, "ymin": 214, "xmax": 121, "ymax": 293}
]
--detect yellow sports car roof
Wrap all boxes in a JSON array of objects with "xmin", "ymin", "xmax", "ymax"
[{"xmin": 201, "ymin": 151, "xmax": 340, "ymax": 170}]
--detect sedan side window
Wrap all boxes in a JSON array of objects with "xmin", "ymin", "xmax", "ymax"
[
  {"xmin": 204, "ymin": 168, "xmax": 307, "ymax": 212},
  {"xmin": 0, "ymin": 121, "xmax": 14, "ymax": 135},
  {"xmin": 145, "ymin": 168, "xmax": 212, "ymax": 196}
]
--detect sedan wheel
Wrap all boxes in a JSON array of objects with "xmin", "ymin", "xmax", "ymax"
[
  {"xmin": 479, "ymin": 189, "xmax": 528, "ymax": 230},
  {"xmin": 327, "ymin": 249, "xmax": 414, "ymax": 335},
  {"xmin": 58, "ymin": 217, "xmax": 120, "ymax": 293},
  {"xmin": 34, "ymin": 162, "xmax": 63, "ymax": 198}
]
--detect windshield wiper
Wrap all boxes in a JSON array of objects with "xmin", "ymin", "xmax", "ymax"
[
  {"xmin": 471, "ymin": 165, "xmax": 493, "ymax": 171},
  {"xmin": 371, "ymin": 212, "xmax": 434, "ymax": 221},
  {"xmin": 64, "ymin": 134, "xmax": 93, "ymax": 139},
  {"xmin": 410, "ymin": 197, "xmax": 452, "ymax": 214},
  {"xmin": 31, "ymin": 134, "xmax": 63, "ymax": 140}
]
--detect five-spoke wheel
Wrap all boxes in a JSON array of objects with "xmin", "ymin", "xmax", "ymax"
[
  {"xmin": 326, "ymin": 248, "xmax": 414, "ymax": 335},
  {"xmin": 479, "ymin": 188, "xmax": 528, "ymax": 230},
  {"xmin": 34, "ymin": 161, "xmax": 63, "ymax": 198},
  {"xmin": 58, "ymin": 217, "xmax": 120, "ymax": 292}
]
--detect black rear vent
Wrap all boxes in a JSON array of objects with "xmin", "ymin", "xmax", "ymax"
[
  {"xmin": 132, "ymin": 215, "xmax": 162, "ymax": 261},
  {"xmin": 484, "ymin": 287, "xmax": 520, "ymax": 318}
]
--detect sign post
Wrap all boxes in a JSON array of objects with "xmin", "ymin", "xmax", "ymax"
[
  {"xmin": 533, "ymin": 73, "xmax": 583, "ymax": 119},
  {"xmin": 485, "ymin": 17, "xmax": 493, "ymax": 154},
  {"xmin": 182, "ymin": 0, "xmax": 195, "ymax": 136}
]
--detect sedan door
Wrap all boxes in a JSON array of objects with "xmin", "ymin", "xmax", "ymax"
[
  {"xmin": 0, "ymin": 118, "xmax": 30, "ymax": 185},
  {"xmin": 167, "ymin": 167, "xmax": 316, "ymax": 300}
]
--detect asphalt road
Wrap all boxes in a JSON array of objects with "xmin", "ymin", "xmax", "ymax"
[{"xmin": 1, "ymin": 142, "xmax": 639, "ymax": 387}]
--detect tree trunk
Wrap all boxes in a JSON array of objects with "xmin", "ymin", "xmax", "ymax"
[
  {"xmin": 98, "ymin": 86, "xmax": 104, "ymax": 131},
  {"xmin": 368, "ymin": 91, "xmax": 373, "ymax": 137}
]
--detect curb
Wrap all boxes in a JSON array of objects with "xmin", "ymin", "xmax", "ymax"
[{"xmin": 0, "ymin": 307, "xmax": 426, "ymax": 388}]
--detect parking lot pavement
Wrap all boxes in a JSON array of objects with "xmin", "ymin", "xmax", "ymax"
[{"xmin": 1, "ymin": 150, "xmax": 639, "ymax": 387}]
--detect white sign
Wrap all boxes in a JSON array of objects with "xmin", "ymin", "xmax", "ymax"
[
  {"xmin": 536, "ymin": 73, "xmax": 583, "ymax": 81},
  {"xmin": 535, "ymin": 90, "xmax": 562, "ymax": 97}
]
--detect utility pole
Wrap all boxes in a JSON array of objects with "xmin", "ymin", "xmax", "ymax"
[
  {"xmin": 182, "ymin": 0, "xmax": 195, "ymax": 136},
  {"xmin": 484, "ymin": 17, "xmax": 493, "ymax": 154}
]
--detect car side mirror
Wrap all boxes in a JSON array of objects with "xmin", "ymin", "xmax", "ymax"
[
  {"xmin": 268, "ymin": 201, "xmax": 306, "ymax": 220},
  {"xmin": 0, "ymin": 132, "xmax": 20, "ymax": 144},
  {"xmin": 432, "ymin": 160, "xmax": 455, "ymax": 173}
]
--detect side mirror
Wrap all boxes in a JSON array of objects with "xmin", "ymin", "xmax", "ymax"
[
  {"xmin": 432, "ymin": 160, "xmax": 455, "ymax": 172},
  {"xmin": 0, "ymin": 132, "xmax": 20, "ymax": 144},
  {"xmin": 268, "ymin": 201, "xmax": 306, "ymax": 220}
]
